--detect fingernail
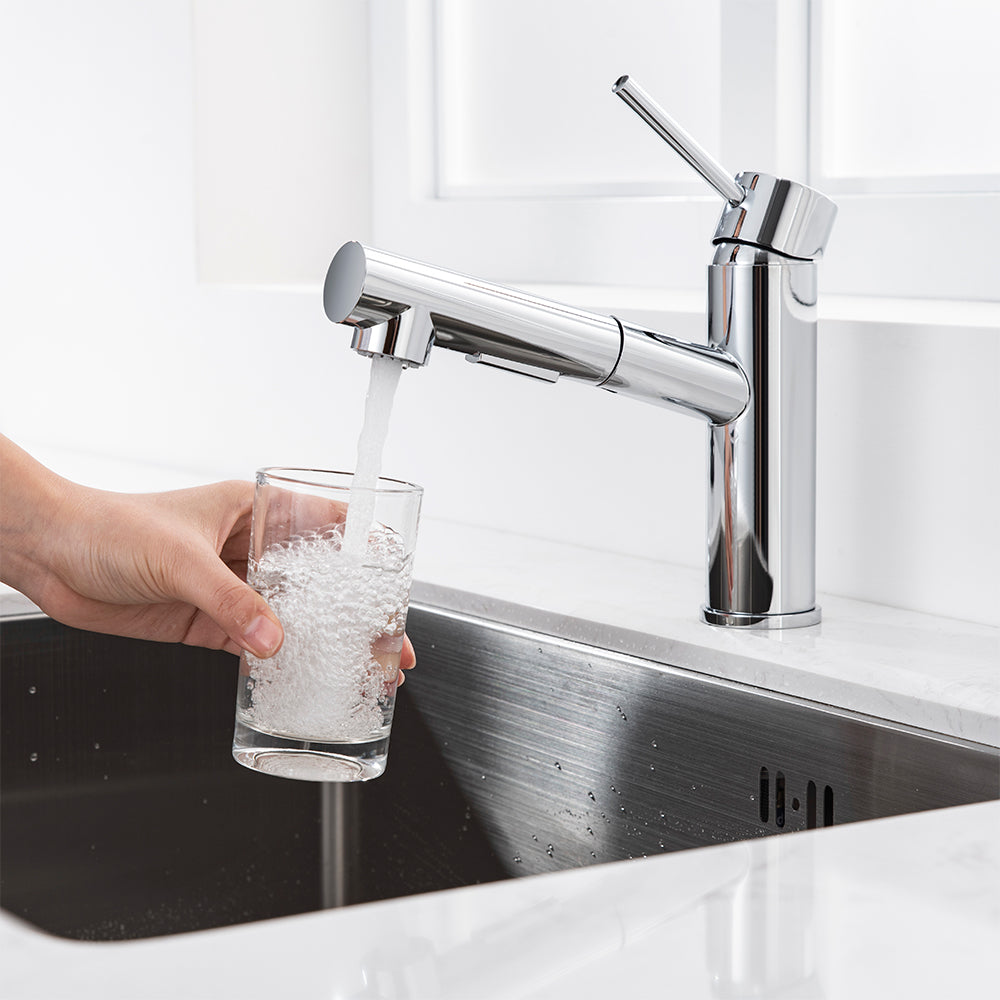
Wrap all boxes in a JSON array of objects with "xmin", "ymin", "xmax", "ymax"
[{"xmin": 244, "ymin": 615, "xmax": 283, "ymax": 657}]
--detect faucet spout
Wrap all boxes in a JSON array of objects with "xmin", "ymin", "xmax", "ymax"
[{"xmin": 324, "ymin": 241, "xmax": 749, "ymax": 425}]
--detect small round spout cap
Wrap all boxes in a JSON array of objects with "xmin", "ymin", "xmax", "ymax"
[
  {"xmin": 323, "ymin": 240, "xmax": 367, "ymax": 323},
  {"xmin": 713, "ymin": 173, "xmax": 837, "ymax": 259}
]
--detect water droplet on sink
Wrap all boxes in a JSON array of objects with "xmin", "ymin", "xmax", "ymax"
[
  {"xmin": 28, "ymin": 752, "xmax": 38, "ymax": 763},
  {"xmin": 546, "ymin": 844, "xmax": 554, "ymax": 857},
  {"xmin": 649, "ymin": 764, "xmax": 655, "ymax": 771},
  {"xmin": 651, "ymin": 739, "xmax": 657, "ymax": 748},
  {"xmin": 554, "ymin": 761, "xmax": 562, "ymax": 770},
  {"xmin": 27, "ymin": 686, "xmax": 37, "ymax": 695},
  {"xmin": 513, "ymin": 856, "xmax": 522, "ymax": 864},
  {"xmin": 587, "ymin": 790, "xmax": 596, "ymax": 801},
  {"xmin": 93, "ymin": 741, "xmax": 101, "ymax": 750}
]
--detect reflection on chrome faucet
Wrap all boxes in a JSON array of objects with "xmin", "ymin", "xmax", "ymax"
[{"xmin": 324, "ymin": 76, "xmax": 836, "ymax": 629}]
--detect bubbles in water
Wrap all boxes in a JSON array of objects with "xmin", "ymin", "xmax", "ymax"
[{"xmin": 241, "ymin": 525, "xmax": 412, "ymax": 742}]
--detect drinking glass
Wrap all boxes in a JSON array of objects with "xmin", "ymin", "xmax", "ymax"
[{"xmin": 232, "ymin": 468, "xmax": 422, "ymax": 781}]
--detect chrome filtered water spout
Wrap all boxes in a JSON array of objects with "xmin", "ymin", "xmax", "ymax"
[{"xmin": 324, "ymin": 75, "xmax": 836, "ymax": 629}]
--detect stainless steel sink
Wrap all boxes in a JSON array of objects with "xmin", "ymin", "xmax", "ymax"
[{"xmin": 2, "ymin": 602, "xmax": 996, "ymax": 941}]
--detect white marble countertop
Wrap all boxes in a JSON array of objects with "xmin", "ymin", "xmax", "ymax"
[{"xmin": 2, "ymin": 446, "xmax": 998, "ymax": 998}]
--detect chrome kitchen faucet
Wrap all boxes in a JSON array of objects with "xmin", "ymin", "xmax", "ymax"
[{"xmin": 323, "ymin": 76, "xmax": 837, "ymax": 628}]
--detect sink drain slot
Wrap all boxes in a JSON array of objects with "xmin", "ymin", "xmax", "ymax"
[{"xmin": 759, "ymin": 767, "xmax": 834, "ymax": 830}]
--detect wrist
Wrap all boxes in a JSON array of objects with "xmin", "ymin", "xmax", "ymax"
[{"xmin": 0, "ymin": 436, "xmax": 79, "ymax": 597}]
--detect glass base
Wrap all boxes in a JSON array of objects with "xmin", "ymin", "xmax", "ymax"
[{"xmin": 232, "ymin": 718, "xmax": 389, "ymax": 782}]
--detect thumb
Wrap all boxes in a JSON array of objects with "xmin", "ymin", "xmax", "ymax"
[{"xmin": 175, "ymin": 550, "xmax": 284, "ymax": 658}]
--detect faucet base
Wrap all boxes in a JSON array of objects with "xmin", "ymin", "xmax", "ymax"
[{"xmin": 701, "ymin": 607, "xmax": 822, "ymax": 630}]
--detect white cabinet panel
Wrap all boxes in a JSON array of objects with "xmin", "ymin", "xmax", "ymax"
[
  {"xmin": 436, "ymin": 0, "xmax": 721, "ymax": 196},
  {"xmin": 814, "ymin": 0, "xmax": 1000, "ymax": 185}
]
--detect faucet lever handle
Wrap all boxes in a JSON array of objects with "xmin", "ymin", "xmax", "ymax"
[{"xmin": 613, "ymin": 74, "xmax": 745, "ymax": 207}]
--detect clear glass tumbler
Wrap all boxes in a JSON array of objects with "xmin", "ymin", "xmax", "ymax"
[{"xmin": 232, "ymin": 468, "xmax": 422, "ymax": 781}]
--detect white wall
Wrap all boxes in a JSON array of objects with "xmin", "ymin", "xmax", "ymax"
[{"xmin": 1, "ymin": 1, "xmax": 997, "ymax": 627}]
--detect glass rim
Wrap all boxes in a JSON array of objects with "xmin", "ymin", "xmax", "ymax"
[{"xmin": 256, "ymin": 467, "xmax": 423, "ymax": 496}]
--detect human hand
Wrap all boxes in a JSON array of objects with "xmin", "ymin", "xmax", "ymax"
[{"xmin": 0, "ymin": 438, "xmax": 416, "ymax": 677}]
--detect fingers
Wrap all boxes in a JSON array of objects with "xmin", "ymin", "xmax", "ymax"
[
  {"xmin": 170, "ymin": 547, "xmax": 284, "ymax": 658},
  {"xmin": 401, "ymin": 633, "xmax": 416, "ymax": 670}
]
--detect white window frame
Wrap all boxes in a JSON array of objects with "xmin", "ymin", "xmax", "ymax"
[{"xmin": 369, "ymin": 0, "xmax": 999, "ymax": 302}]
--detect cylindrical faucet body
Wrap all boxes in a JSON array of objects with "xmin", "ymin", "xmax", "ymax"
[{"xmin": 703, "ymin": 244, "xmax": 820, "ymax": 627}]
